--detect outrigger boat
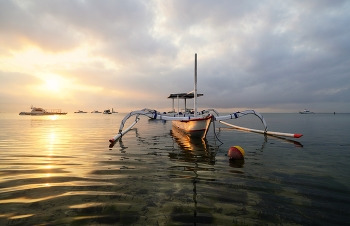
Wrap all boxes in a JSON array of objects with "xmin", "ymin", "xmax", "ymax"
[{"xmin": 109, "ymin": 54, "xmax": 302, "ymax": 144}]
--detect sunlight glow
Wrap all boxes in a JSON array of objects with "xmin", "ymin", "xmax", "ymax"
[
  {"xmin": 49, "ymin": 115, "xmax": 58, "ymax": 120},
  {"xmin": 37, "ymin": 73, "xmax": 67, "ymax": 93},
  {"xmin": 50, "ymin": 132, "xmax": 56, "ymax": 142},
  {"xmin": 8, "ymin": 214, "xmax": 35, "ymax": 220},
  {"xmin": 45, "ymin": 79, "xmax": 60, "ymax": 92},
  {"xmin": 0, "ymin": 43, "xmax": 119, "ymax": 107},
  {"xmin": 0, "ymin": 44, "xmax": 116, "ymax": 73}
]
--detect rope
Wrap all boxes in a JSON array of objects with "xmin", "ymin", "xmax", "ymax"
[{"xmin": 212, "ymin": 116, "xmax": 223, "ymax": 145}]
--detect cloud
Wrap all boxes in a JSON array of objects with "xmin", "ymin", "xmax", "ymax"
[{"xmin": 1, "ymin": 0, "xmax": 350, "ymax": 113}]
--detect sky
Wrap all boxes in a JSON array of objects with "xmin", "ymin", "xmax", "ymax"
[{"xmin": 1, "ymin": 0, "xmax": 350, "ymax": 113}]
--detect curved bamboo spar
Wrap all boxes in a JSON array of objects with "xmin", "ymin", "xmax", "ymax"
[
  {"xmin": 109, "ymin": 117, "xmax": 140, "ymax": 143},
  {"xmin": 219, "ymin": 121, "xmax": 303, "ymax": 138},
  {"xmin": 215, "ymin": 110, "xmax": 268, "ymax": 132}
]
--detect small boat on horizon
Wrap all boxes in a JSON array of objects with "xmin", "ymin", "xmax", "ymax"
[
  {"xmin": 74, "ymin": 110, "xmax": 87, "ymax": 113},
  {"xmin": 299, "ymin": 109, "xmax": 315, "ymax": 114},
  {"xmin": 103, "ymin": 108, "xmax": 118, "ymax": 114},
  {"xmin": 103, "ymin": 109, "xmax": 112, "ymax": 114},
  {"xmin": 19, "ymin": 106, "xmax": 67, "ymax": 116},
  {"xmin": 91, "ymin": 110, "xmax": 102, "ymax": 113}
]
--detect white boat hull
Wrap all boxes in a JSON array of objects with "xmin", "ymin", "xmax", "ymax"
[
  {"xmin": 172, "ymin": 115, "xmax": 212, "ymax": 138},
  {"xmin": 299, "ymin": 109, "xmax": 314, "ymax": 114},
  {"xmin": 299, "ymin": 112, "xmax": 314, "ymax": 114},
  {"xmin": 19, "ymin": 112, "xmax": 67, "ymax": 115}
]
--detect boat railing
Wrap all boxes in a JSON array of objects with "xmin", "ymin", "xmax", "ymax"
[{"xmin": 45, "ymin": 109, "xmax": 62, "ymax": 113}]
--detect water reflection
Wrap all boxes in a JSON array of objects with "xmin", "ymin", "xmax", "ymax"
[
  {"xmin": 229, "ymin": 159, "xmax": 245, "ymax": 168},
  {"xmin": 269, "ymin": 134, "xmax": 303, "ymax": 147},
  {"xmin": 109, "ymin": 128, "xmax": 139, "ymax": 149},
  {"xmin": 48, "ymin": 115, "xmax": 58, "ymax": 120},
  {"xmin": 2, "ymin": 114, "xmax": 345, "ymax": 225},
  {"xmin": 169, "ymin": 126, "xmax": 217, "ymax": 165},
  {"xmin": 220, "ymin": 127, "xmax": 303, "ymax": 147},
  {"xmin": 168, "ymin": 127, "xmax": 219, "ymax": 224}
]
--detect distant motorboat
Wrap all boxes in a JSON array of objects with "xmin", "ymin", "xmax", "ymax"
[
  {"xmin": 74, "ymin": 110, "xmax": 87, "ymax": 113},
  {"xmin": 19, "ymin": 106, "xmax": 67, "ymax": 115},
  {"xmin": 91, "ymin": 110, "xmax": 102, "ymax": 113},
  {"xmin": 103, "ymin": 109, "xmax": 112, "ymax": 114},
  {"xmin": 299, "ymin": 109, "xmax": 315, "ymax": 114}
]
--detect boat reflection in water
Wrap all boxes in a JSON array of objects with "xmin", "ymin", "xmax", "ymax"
[
  {"xmin": 169, "ymin": 126, "xmax": 217, "ymax": 165},
  {"xmin": 170, "ymin": 126, "xmax": 246, "ymax": 169},
  {"xmin": 168, "ymin": 126, "xmax": 220, "ymax": 224}
]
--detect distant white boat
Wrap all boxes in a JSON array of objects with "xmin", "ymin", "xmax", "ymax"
[
  {"xmin": 91, "ymin": 110, "xmax": 102, "ymax": 113},
  {"xmin": 299, "ymin": 109, "xmax": 315, "ymax": 114},
  {"xmin": 74, "ymin": 110, "xmax": 87, "ymax": 113},
  {"xmin": 19, "ymin": 106, "xmax": 67, "ymax": 115}
]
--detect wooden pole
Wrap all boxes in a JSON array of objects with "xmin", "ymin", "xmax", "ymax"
[{"xmin": 194, "ymin": 53, "xmax": 197, "ymax": 116}]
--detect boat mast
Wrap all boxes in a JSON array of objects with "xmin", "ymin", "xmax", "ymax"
[
  {"xmin": 177, "ymin": 95, "xmax": 179, "ymax": 114},
  {"xmin": 194, "ymin": 53, "xmax": 197, "ymax": 116}
]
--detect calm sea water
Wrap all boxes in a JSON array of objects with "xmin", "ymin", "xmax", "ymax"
[{"xmin": 0, "ymin": 112, "xmax": 349, "ymax": 225}]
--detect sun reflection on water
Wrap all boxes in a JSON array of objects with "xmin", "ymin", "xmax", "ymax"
[{"xmin": 48, "ymin": 115, "xmax": 58, "ymax": 120}]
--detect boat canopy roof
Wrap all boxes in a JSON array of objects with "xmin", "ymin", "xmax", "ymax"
[{"xmin": 167, "ymin": 93, "xmax": 203, "ymax": 99}]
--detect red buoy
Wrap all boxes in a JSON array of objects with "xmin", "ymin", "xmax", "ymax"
[{"xmin": 228, "ymin": 146, "xmax": 245, "ymax": 160}]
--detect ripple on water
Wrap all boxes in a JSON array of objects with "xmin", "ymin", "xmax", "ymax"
[{"xmin": 0, "ymin": 113, "xmax": 349, "ymax": 225}]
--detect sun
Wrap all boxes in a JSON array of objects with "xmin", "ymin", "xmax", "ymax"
[
  {"xmin": 32, "ymin": 73, "xmax": 73, "ymax": 99},
  {"xmin": 45, "ymin": 79, "xmax": 60, "ymax": 92},
  {"xmin": 39, "ymin": 74, "xmax": 66, "ymax": 93}
]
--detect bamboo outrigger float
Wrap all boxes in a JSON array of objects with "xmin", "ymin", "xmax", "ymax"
[{"xmin": 109, "ymin": 54, "xmax": 302, "ymax": 144}]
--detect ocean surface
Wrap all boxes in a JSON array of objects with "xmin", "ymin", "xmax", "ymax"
[{"xmin": 0, "ymin": 112, "xmax": 349, "ymax": 226}]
